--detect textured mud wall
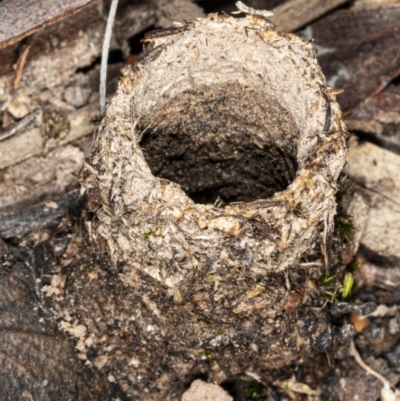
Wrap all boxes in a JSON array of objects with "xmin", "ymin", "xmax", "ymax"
[{"xmin": 45, "ymin": 5, "xmax": 349, "ymax": 401}]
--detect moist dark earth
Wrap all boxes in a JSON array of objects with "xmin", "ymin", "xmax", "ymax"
[
  {"xmin": 1, "ymin": 183, "xmax": 399, "ymax": 401},
  {"xmin": 140, "ymin": 83, "xmax": 298, "ymax": 205}
]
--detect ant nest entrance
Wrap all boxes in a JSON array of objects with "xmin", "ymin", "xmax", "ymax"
[
  {"xmin": 79, "ymin": 8, "xmax": 349, "ymax": 399},
  {"xmin": 82, "ymin": 6, "xmax": 349, "ymax": 303},
  {"xmin": 139, "ymin": 82, "xmax": 299, "ymax": 205}
]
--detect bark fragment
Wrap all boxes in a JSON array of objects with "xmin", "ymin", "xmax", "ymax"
[
  {"xmin": 345, "ymin": 137, "xmax": 400, "ymax": 261},
  {"xmin": 345, "ymin": 83, "xmax": 400, "ymax": 154},
  {"xmin": 309, "ymin": 4, "xmax": 400, "ymax": 112},
  {"xmin": 270, "ymin": 0, "xmax": 348, "ymax": 32}
]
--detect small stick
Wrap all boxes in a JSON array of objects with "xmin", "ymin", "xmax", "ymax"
[
  {"xmin": 99, "ymin": 0, "xmax": 119, "ymax": 115},
  {"xmin": 322, "ymin": 211, "xmax": 333, "ymax": 271},
  {"xmin": 13, "ymin": 36, "xmax": 34, "ymax": 90}
]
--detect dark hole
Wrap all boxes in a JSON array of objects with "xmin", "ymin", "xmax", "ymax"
[
  {"xmin": 183, "ymin": 372, "xmax": 209, "ymax": 391},
  {"xmin": 127, "ymin": 25, "xmax": 156, "ymax": 55},
  {"xmin": 220, "ymin": 377, "xmax": 268, "ymax": 401},
  {"xmin": 107, "ymin": 49, "xmax": 125, "ymax": 64},
  {"xmin": 139, "ymin": 82, "xmax": 299, "ymax": 205},
  {"xmin": 391, "ymin": 75, "xmax": 400, "ymax": 86}
]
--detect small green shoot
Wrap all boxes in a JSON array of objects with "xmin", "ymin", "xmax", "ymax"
[
  {"xmin": 199, "ymin": 350, "xmax": 212, "ymax": 360},
  {"xmin": 322, "ymin": 274, "xmax": 335, "ymax": 285},
  {"xmin": 244, "ymin": 380, "xmax": 265, "ymax": 400},
  {"xmin": 206, "ymin": 273, "xmax": 214, "ymax": 281},
  {"xmin": 142, "ymin": 228, "xmax": 160, "ymax": 240},
  {"xmin": 279, "ymin": 382, "xmax": 289, "ymax": 394},
  {"xmin": 158, "ymin": 262, "xmax": 163, "ymax": 270},
  {"xmin": 202, "ymin": 320, "xmax": 213, "ymax": 327},
  {"xmin": 217, "ymin": 329, "xmax": 224, "ymax": 335},
  {"xmin": 342, "ymin": 273, "xmax": 354, "ymax": 299}
]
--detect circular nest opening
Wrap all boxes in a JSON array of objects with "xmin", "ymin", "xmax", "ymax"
[{"xmin": 139, "ymin": 81, "xmax": 300, "ymax": 205}]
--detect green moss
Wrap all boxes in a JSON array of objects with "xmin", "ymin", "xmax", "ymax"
[
  {"xmin": 336, "ymin": 215, "xmax": 357, "ymax": 242},
  {"xmin": 335, "ymin": 184, "xmax": 353, "ymax": 203},
  {"xmin": 335, "ymin": 184, "xmax": 357, "ymax": 245},
  {"xmin": 42, "ymin": 110, "xmax": 69, "ymax": 138},
  {"xmin": 347, "ymin": 259, "xmax": 359, "ymax": 271}
]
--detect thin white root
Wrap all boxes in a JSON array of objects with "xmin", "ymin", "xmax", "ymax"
[
  {"xmin": 349, "ymin": 340, "xmax": 399, "ymax": 401},
  {"xmin": 100, "ymin": 0, "xmax": 119, "ymax": 115}
]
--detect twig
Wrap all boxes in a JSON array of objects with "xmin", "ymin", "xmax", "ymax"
[
  {"xmin": 99, "ymin": 0, "xmax": 119, "ymax": 115},
  {"xmin": 0, "ymin": 110, "xmax": 40, "ymax": 141},
  {"xmin": 13, "ymin": 36, "xmax": 34, "ymax": 90}
]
